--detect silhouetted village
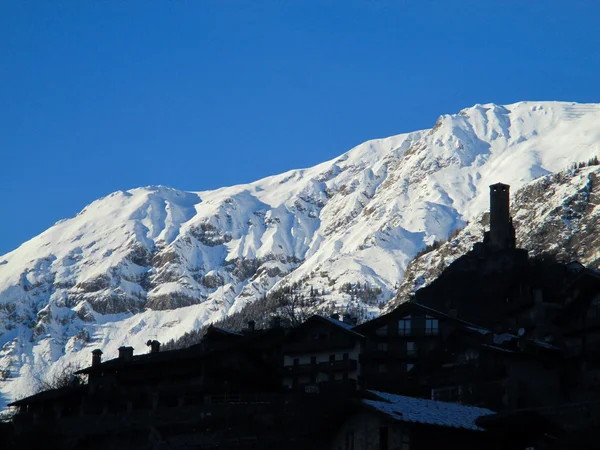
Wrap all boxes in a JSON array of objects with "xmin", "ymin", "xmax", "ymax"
[{"xmin": 4, "ymin": 183, "xmax": 600, "ymax": 449}]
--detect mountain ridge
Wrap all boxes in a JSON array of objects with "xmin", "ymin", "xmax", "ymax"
[{"xmin": 1, "ymin": 100, "xmax": 600, "ymax": 408}]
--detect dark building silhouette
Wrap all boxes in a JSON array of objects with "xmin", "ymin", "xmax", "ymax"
[
  {"xmin": 8, "ymin": 180, "xmax": 600, "ymax": 449},
  {"xmin": 483, "ymin": 182, "xmax": 516, "ymax": 250}
]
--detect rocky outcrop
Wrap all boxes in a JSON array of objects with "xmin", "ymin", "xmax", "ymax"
[
  {"xmin": 2, "ymin": 101, "xmax": 600, "ymax": 408},
  {"xmin": 386, "ymin": 165, "xmax": 600, "ymax": 312}
]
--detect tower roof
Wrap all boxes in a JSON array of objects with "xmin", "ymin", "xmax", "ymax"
[{"xmin": 490, "ymin": 182, "xmax": 510, "ymax": 193}]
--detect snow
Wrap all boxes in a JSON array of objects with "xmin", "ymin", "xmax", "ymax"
[
  {"xmin": 493, "ymin": 333, "xmax": 517, "ymax": 345},
  {"xmin": 364, "ymin": 390, "xmax": 494, "ymax": 431},
  {"xmin": 466, "ymin": 326, "xmax": 491, "ymax": 335},
  {"xmin": 1, "ymin": 101, "xmax": 600, "ymax": 409},
  {"xmin": 320, "ymin": 316, "xmax": 357, "ymax": 332}
]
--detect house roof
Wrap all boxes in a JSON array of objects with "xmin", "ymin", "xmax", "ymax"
[
  {"xmin": 75, "ymin": 343, "xmax": 207, "ymax": 374},
  {"xmin": 362, "ymin": 390, "xmax": 494, "ymax": 431},
  {"xmin": 460, "ymin": 326, "xmax": 560, "ymax": 354},
  {"xmin": 206, "ymin": 325, "xmax": 243, "ymax": 337},
  {"xmin": 76, "ymin": 326, "xmax": 285, "ymax": 375},
  {"xmin": 321, "ymin": 315, "xmax": 356, "ymax": 331},
  {"xmin": 284, "ymin": 315, "xmax": 364, "ymax": 340},
  {"xmin": 354, "ymin": 300, "xmax": 482, "ymax": 333},
  {"xmin": 8, "ymin": 385, "xmax": 86, "ymax": 407},
  {"xmin": 475, "ymin": 408, "xmax": 562, "ymax": 435}
]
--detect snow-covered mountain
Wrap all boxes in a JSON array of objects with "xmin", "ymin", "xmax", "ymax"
[
  {"xmin": 388, "ymin": 164, "xmax": 600, "ymax": 312},
  {"xmin": 1, "ymin": 101, "xmax": 600, "ymax": 408}
]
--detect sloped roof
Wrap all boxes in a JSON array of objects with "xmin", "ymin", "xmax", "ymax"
[
  {"xmin": 207, "ymin": 325, "xmax": 243, "ymax": 336},
  {"xmin": 75, "ymin": 344, "xmax": 206, "ymax": 374},
  {"xmin": 285, "ymin": 315, "xmax": 364, "ymax": 340},
  {"xmin": 363, "ymin": 390, "xmax": 494, "ymax": 431},
  {"xmin": 354, "ymin": 301, "xmax": 482, "ymax": 333},
  {"xmin": 8, "ymin": 385, "xmax": 85, "ymax": 407},
  {"xmin": 321, "ymin": 315, "xmax": 356, "ymax": 331},
  {"xmin": 77, "ymin": 326, "xmax": 285, "ymax": 375}
]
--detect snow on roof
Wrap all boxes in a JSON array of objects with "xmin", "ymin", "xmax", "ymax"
[
  {"xmin": 320, "ymin": 315, "xmax": 356, "ymax": 331},
  {"xmin": 493, "ymin": 333, "xmax": 517, "ymax": 345},
  {"xmin": 364, "ymin": 391, "xmax": 494, "ymax": 431},
  {"xmin": 466, "ymin": 326, "xmax": 491, "ymax": 335},
  {"xmin": 529, "ymin": 338, "xmax": 560, "ymax": 350},
  {"xmin": 481, "ymin": 344, "xmax": 516, "ymax": 353},
  {"xmin": 213, "ymin": 327, "xmax": 243, "ymax": 336}
]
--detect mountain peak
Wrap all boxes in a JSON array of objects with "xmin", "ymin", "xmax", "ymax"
[{"xmin": 1, "ymin": 100, "xmax": 600, "ymax": 408}]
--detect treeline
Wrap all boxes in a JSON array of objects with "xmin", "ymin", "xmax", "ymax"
[
  {"xmin": 162, "ymin": 281, "xmax": 373, "ymax": 351},
  {"xmin": 570, "ymin": 155, "xmax": 600, "ymax": 170},
  {"xmin": 339, "ymin": 281, "xmax": 382, "ymax": 303}
]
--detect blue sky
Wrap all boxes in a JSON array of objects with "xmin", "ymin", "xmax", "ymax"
[{"xmin": 1, "ymin": 1, "xmax": 599, "ymax": 255}]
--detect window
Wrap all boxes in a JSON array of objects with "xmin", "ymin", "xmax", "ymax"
[
  {"xmin": 378, "ymin": 342, "xmax": 388, "ymax": 352},
  {"xmin": 376, "ymin": 325, "xmax": 388, "ymax": 336},
  {"xmin": 401, "ymin": 430, "xmax": 410, "ymax": 450},
  {"xmin": 406, "ymin": 363, "xmax": 414, "ymax": 372},
  {"xmin": 398, "ymin": 315, "xmax": 412, "ymax": 336},
  {"xmin": 462, "ymin": 349, "xmax": 478, "ymax": 363},
  {"xmin": 425, "ymin": 315, "xmax": 439, "ymax": 336},
  {"xmin": 590, "ymin": 296, "xmax": 600, "ymax": 319},
  {"xmin": 406, "ymin": 342, "xmax": 416, "ymax": 356}
]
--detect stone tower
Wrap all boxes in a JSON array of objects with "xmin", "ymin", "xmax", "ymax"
[{"xmin": 484, "ymin": 182, "xmax": 516, "ymax": 250}]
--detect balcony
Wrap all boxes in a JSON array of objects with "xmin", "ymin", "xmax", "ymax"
[
  {"xmin": 283, "ymin": 359, "xmax": 358, "ymax": 375},
  {"xmin": 283, "ymin": 339, "xmax": 355, "ymax": 354}
]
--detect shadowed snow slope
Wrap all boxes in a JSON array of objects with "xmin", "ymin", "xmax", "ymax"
[{"xmin": 1, "ymin": 101, "xmax": 600, "ymax": 408}]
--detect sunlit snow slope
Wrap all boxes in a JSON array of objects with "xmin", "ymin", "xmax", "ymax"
[{"xmin": 1, "ymin": 101, "xmax": 600, "ymax": 407}]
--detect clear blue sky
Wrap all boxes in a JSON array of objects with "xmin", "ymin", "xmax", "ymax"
[{"xmin": 1, "ymin": 1, "xmax": 599, "ymax": 255}]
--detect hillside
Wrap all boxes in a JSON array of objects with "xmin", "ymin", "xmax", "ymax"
[{"xmin": 1, "ymin": 101, "xmax": 600, "ymax": 407}]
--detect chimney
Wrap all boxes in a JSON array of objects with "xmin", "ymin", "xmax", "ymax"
[
  {"xmin": 146, "ymin": 340, "xmax": 161, "ymax": 354},
  {"xmin": 248, "ymin": 320, "xmax": 256, "ymax": 331},
  {"xmin": 118, "ymin": 346, "xmax": 134, "ymax": 362},
  {"xmin": 330, "ymin": 313, "xmax": 340, "ymax": 321},
  {"xmin": 91, "ymin": 349, "xmax": 103, "ymax": 367}
]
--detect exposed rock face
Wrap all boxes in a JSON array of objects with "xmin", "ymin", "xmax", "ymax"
[
  {"xmin": 1, "ymin": 101, "xmax": 600, "ymax": 407},
  {"xmin": 387, "ymin": 165, "xmax": 600, "ymax": 312}
]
